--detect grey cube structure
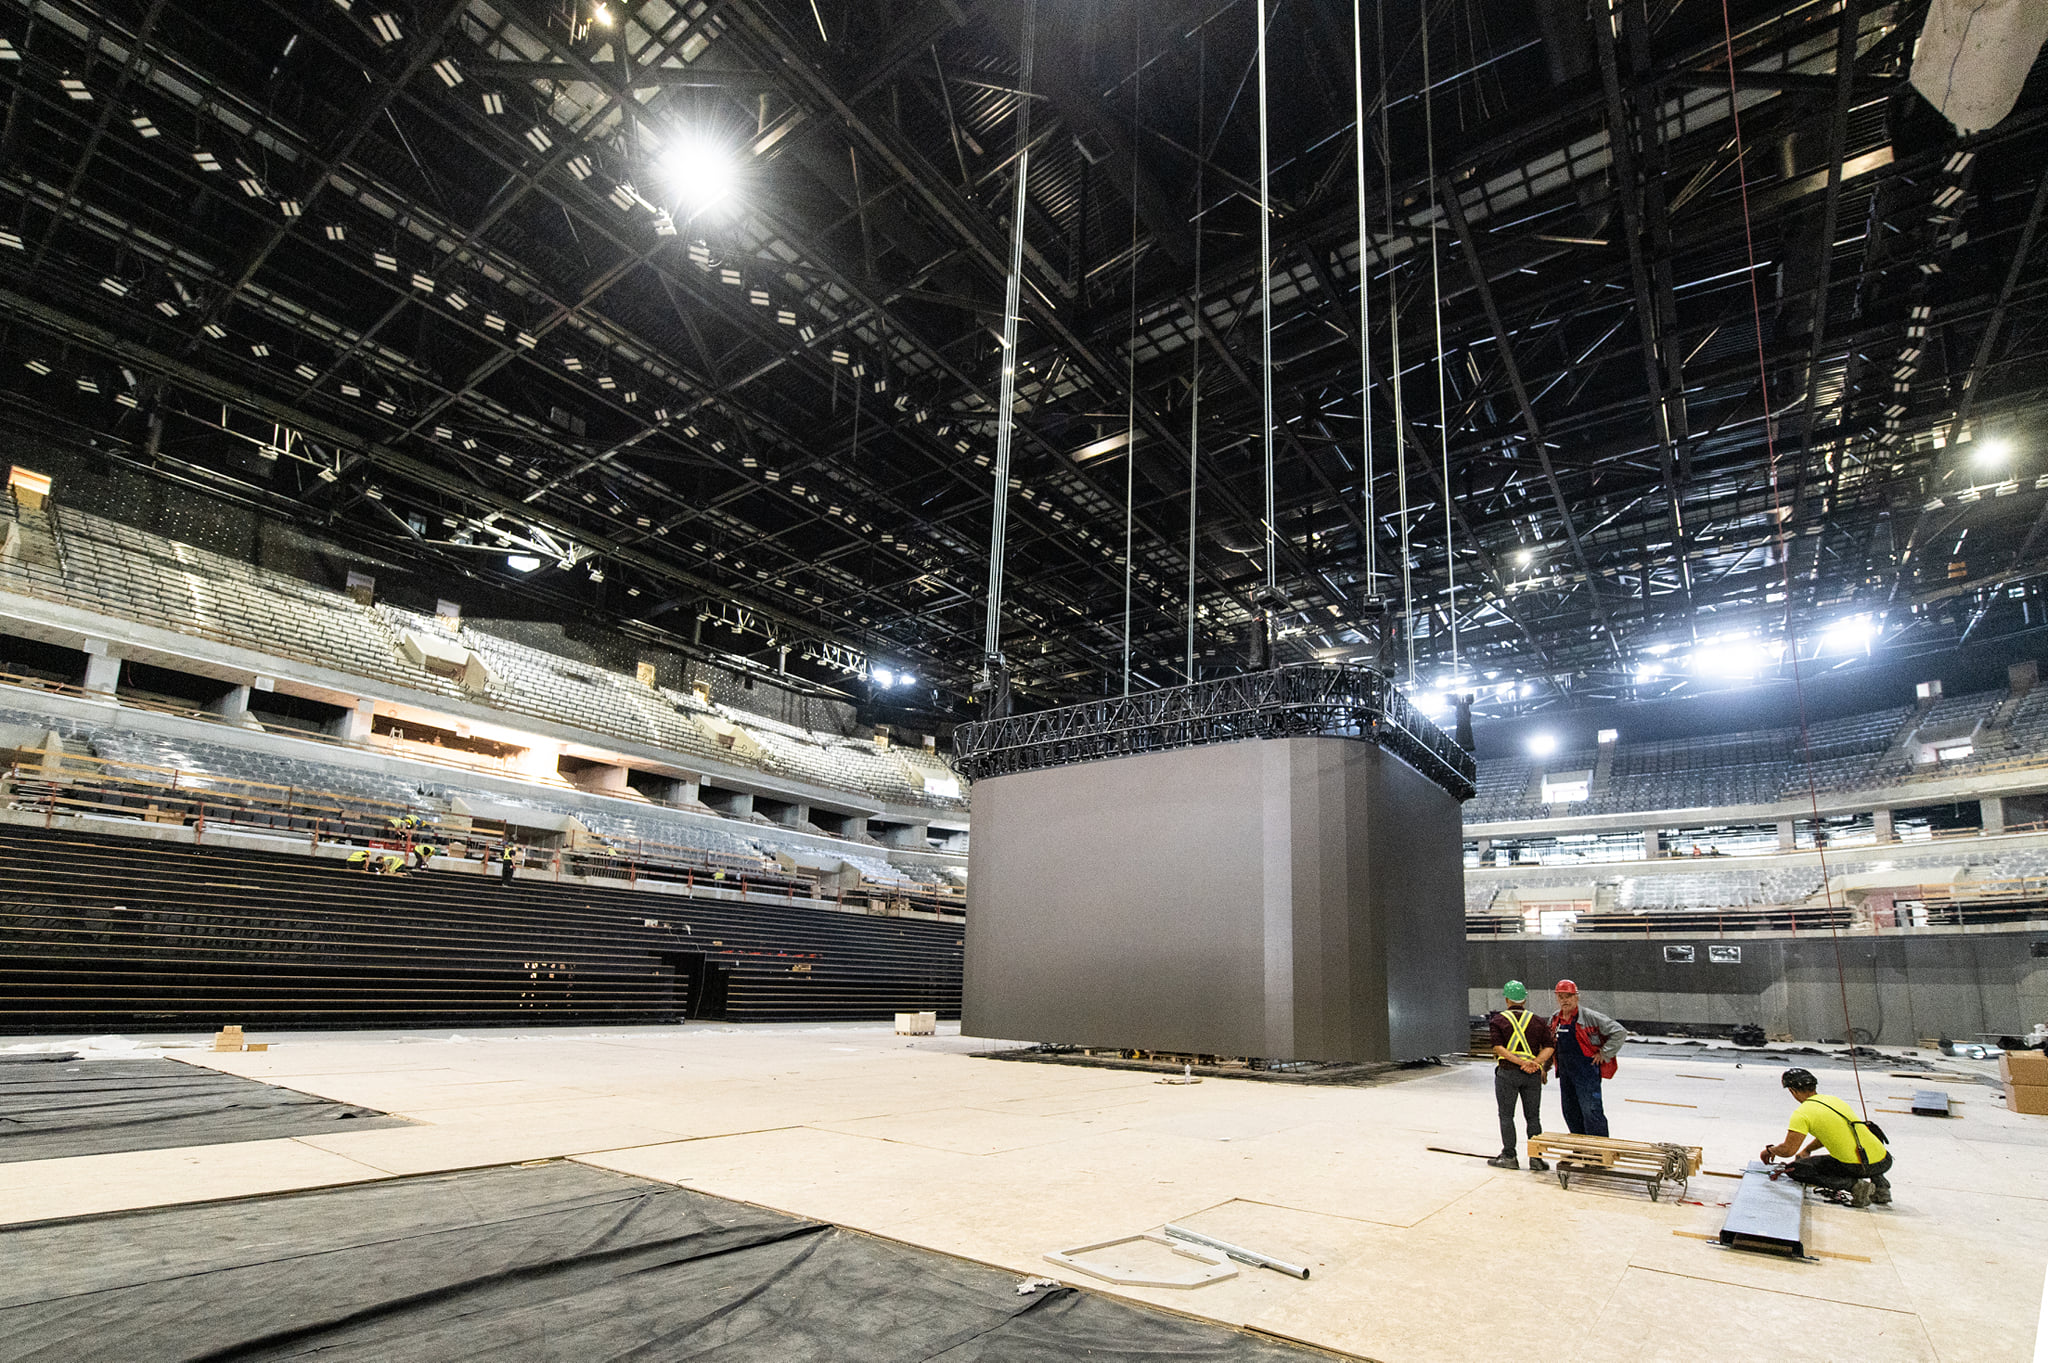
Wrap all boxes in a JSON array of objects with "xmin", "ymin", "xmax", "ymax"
[{"xmin": 953, "ymin": 666, "xmax": 1471, "ymax": 1062}]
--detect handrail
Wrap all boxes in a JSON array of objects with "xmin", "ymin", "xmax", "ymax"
[
  {"xmin": 0, "ymin": 548, "xmax": 969, "ymax": 813},
  {"xmin": 2, "ymin": 754, "xmax": 965, "ymax": 900}
]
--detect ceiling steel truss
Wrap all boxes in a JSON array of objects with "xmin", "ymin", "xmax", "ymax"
[{"xmin": 0, "ymin": 0, "xmax": 2039, "ymax": 726}]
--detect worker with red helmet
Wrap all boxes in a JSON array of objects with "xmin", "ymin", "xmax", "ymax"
[{"xmin": 1549, "ymin": 979, "xmax": 1627, "ymax": 1136}]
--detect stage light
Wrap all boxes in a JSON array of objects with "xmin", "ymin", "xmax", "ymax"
[
  {"xmin": 506, "ymin": 554, "xmax": 541, "ymax": 572},
  {"xmin": 658, "ymin": 133, "xmax": 739, "ymax": 215},
  {"xmin": 1692, "ymin": 632, "xmax": 1778, "ymax": 678},
  {"xmin": 591, "ymin": 1, "xmax": 614, "ymax": 24},
  {"xmin": 1527, "ymin": 733, "xmax": 1558, "ymax": 757},
  {"xmin": 1515, "ymin": 548, "xmax": 1533, "ymax": 567},
  {"xmin": 872, "ymin": 667, "xmax": 894, "ymax": 687},
  {"xmin": 1821, "ymin": 615, "xmax": 1878, "ymax": 654},
  {"xmin": 1976, "ymin": 437, "xmax": 2014, "ymax": 467},
  {"xmin": 897, "ymin": 671, "xmax": 918, "ymax": 688}
]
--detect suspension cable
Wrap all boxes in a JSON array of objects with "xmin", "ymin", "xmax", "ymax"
[
  {"xmin": 1424, "ymin": 0, "xmax": 1457, "ymax": 677},
  {"xmin": 1186, "ymin": 24, "xmax": 1205, "ymax": 683},
  {"xmin": 1123, "ymin": 13, "xmax": 1140, "ymax": 698},
  {"xmin": 1353, "ymin": 0, "xmax": 1375, "ymax": 597},
  {"xmin": 1714, "ymin": 0, "xmax": 1866, "ymax": 1115},
  {"xmin": 1383, "ymin": 0, "xmax": 1413, "ymax": 684},
  {"xmin": 981, "ymin": 0, "xmax": 1036, "ymax": 678},
  {"xmin": 1256, "ymin": 0, "xmax": 1277, "ymax": 606}
]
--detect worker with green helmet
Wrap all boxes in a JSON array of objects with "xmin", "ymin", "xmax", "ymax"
[{"xmin": 1487, "ymin": 980, "xmax": 1555, "ymax": 1170}]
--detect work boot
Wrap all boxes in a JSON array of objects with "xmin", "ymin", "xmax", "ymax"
[
  {"xmin": 1849, "ymin": 1179, "xmax": 1874, "ymax": 1208},
  {"xmin": 1872, "ymin": 1180, "xmax": 1892, "ymax": 1206},
  {"xmin": 1487, "ymin": 1154, "xmax": 1519, "ymax": 1170},
  {"xmin": 1529, "ymin": 1157, "xmax": 1551, "ymax": 1172}
]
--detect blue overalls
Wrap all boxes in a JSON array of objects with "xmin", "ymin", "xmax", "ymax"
[{"xmin": 1553, "ymin": 1013, "xmax": 1610, "ymax": 1136}]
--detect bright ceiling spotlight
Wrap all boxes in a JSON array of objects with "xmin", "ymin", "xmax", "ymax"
[
  {"xmin": 871, "ymin": 667, "xmax": 894, "ymax": 687},
  {"xmin": 1693, "ymin": 632, "xmax": 1778, "ymax": 678},
  {"xmin": 1515, "ymin": 548, "xmax": 1534, "ymax": 567},
  {"xmin": 897, "ymin": 670, "xmax": 918, "ymax": 688},
  {"xmin": 1976, "ymin": 436, "xmax": 2014, "ymax": 467},
  {"xmin": 658, "ymin": 133, "xmax": 740, "ymax": 215},
  {"xmin": 506, "ymin": 554, "xmax": 541, "ymax": 572},
  {"xmin": 590, "ymin": 1, "xmax": 614, "ymax": 24},
  {"xmin": 1527, "ymin": 732, "xmax": 1558, "ymax": 757},
  {"xmin": 1821, "ymin": 615, "xmax": 1878, "ymax": 655}
]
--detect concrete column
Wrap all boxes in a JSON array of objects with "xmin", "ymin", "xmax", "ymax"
[
  {"xmin": 81, "ymin": 643, "xmax": 120, "ymax": 695},
  {"xmin": 727, "ymin": 792, "xmax": 754, "ymax": 819},
  {"xmin": 1982, "ymin": 794, "xmax": 2005, "ymax": 835},
  {"xmin": 338, "ymin": 699, "xmax": 375, "ymax": 742},
  {"xmin": 211, "ymin": 684, "xmax": 251, "ymax": 719},
  {"xmin": 885, "ymin": 822, "xmax": 930, "ymax": 849},
  {"xmin": 1475, "ymin": 837, "xmax": 1492, "ymax": 859},
  {"xmin": 1873, "ymin": 807, "xmax": 1894, "ymax": 843},
  {"xmin": 1642, "ymin": 828, "xmax": 1661, "ymax": 860},
  {"xmin": 788, "ymin": 803, "xmax": 810, "ymax": 828},
  {"xmin": 675, "ymin": 776, "xmax": 701, "ymax": 805},
  {"xmin": 1777, "ymin": 819, "xmax": 1796, "ymax": 852}
]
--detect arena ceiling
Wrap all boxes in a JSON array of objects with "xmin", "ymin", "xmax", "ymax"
[{"xmin": 0, "ymin": 0, "xmax": 2044, "ymax": 723}]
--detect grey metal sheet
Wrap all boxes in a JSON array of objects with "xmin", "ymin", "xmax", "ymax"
[{"xmin": 1719, "ymin": 1160, "xmax": 1807, "ymax": 1256}]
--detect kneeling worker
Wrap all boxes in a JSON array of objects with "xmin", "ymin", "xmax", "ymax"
[
  {"xmin": 1487, "ymin": 980, "xmax": 1553, "ymax": 1171},
  {"xmin": 1761, "ymin": 1067, "xmax": 1892, "ymax": 1207}
]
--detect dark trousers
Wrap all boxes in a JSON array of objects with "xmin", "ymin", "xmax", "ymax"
[
  {"xmin": 500, "ymin": 860, "xmax": 515, "ymax": 882},
  {"xmin": 1495, "ymin": 1065, "xmax": 1544, "ymax": 1157},
  {"xmin": 1786, "ymin": 1151, "xmax": 1892, "ymax": 1193},
  {"xmin": 1557, "ymin": 1066, "xmax": 1609, "ymax": 1137}
]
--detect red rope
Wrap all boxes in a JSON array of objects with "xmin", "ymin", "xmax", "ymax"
[{"xmin": 1715, "ymin": 0, "xmax": 1868, "ymax": 1117}]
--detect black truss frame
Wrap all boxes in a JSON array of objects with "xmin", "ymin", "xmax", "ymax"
[{"xmin": 950, "ymin": 662, "xmax": 1475, "ymax": 799}]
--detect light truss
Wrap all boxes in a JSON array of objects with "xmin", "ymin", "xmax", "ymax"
[{"xmin": 950, "ymin": 663, "xmax": 1475, "ymax": 800}]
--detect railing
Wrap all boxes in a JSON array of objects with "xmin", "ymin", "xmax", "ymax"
[
  {"xmin": 1466, "ymin": 882, "xmax": 2048, "ymax": 938},
  {"xmin": 951, "ymin": 663, "xmax": 1476, "ymax": 799},
  {"xmin": 0, "ymin": 752, "xmax": 966, "ymax": 916},
  {"xmin": 0, "ymin": 521, "xmax": 970, "ymax": 813}
]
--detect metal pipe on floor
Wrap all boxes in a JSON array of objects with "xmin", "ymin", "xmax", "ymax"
[{"xmin": 1162, "ymin": 1224, "xmax": 1311, "ymax": 1279}]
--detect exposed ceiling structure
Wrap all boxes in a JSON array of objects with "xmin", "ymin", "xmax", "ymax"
[{"xmin": 0, "ymin": 0, "xmax": 2044, "ymax": 722}]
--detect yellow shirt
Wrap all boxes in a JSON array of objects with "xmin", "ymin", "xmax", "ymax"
[{"xmin": 1789, "ymin": 1096, "xmax": 1888, "ymax": 1164}]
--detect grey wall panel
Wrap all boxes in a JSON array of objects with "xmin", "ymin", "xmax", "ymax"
[
  {"xmin": 964, "ymin": 736, "xmax": 1467, "ymax": 1061},
  {"xmin": 1465, "ymin": 929, "xmax": 2047, "ymax": 1042}
]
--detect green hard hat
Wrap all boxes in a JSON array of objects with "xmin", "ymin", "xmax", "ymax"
[{"xmin": 1503, "ymin": 980, "xmax": 1528, "ymax": 1002}]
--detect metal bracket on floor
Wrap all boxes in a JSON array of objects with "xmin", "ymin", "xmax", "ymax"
[{"xmin": 1043, "ymin": 1233, "xmax": 1238, "ymax": 1289}]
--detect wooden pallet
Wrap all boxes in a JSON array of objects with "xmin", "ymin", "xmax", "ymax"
[{"xmin": 1528, "ymin": 1133, "xmax": 1702, "ymax": 1201}]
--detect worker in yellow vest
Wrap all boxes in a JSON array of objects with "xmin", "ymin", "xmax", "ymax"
[
  {"xmin": 1487, "ymin": 980, "xmax": 1555, "ymax": 1170},
  {"xmin": 1762, "ymin": 1067, "xmax": 1893, "ymax": 1207}
]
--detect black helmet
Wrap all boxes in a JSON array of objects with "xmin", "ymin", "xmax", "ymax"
[{"xmin": 1781, "ymin": 1067, "xmax": 1818, "ymax": 1091}]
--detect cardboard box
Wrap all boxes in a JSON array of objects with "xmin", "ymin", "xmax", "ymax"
[
  {"xmin": 894, "ymin": 1011, "xmax": 936, "ymax": 1036},
  {"xmin": 2004, "ymin": 1083, "xmax": 2048, "ymax": 1117},
  {"xmin": 2000, "ymin": 1050, "xmax": 2048, "ymax": 1086}
]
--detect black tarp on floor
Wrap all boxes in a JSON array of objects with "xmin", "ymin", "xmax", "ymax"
[
  {"xmin": 0, "ymin": 1056, "xmax": 407, "ymax": 1161},
  {"xmin": 0, "ymin": 1162, "xmax": 1344, "ymax": 1361}
]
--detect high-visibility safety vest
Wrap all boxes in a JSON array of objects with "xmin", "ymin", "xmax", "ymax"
[{"xmin": 1502, "ymin": 1008, "xmax": 1538, "ymax": 1059}]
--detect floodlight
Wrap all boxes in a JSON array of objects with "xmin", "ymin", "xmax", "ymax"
[
  {"xmin": 872, "ymin": 667, "xmax": 894, "ymax": 687},
  {"xmin": 658, "ymin": 133, "xmax": 740, "ymax": 214},
  {"xmin": 506, "ymin": 554, "xmax": 541, "ymax": 572},
  {"xmin": 1516, "ymin": 548, "xmax": 1533, "ymax": 567},
  {"xmin": 897, "ymin": 671, "xmax": 918, "ymax": 688},
  {"xmin": 1821, "ymin": 615, "xmax": 1878, "ymax": 654},
  {"xmin": 591, "ymin": 1, "xmax": 614, "ymax": 24},
  {"xmin": 1527, "ymin": 733, "xmax": 1558, "ymax": 757},
  {"xmin": 1977, "ymin": 437, "xmax": 2014, "ymax": 467}
]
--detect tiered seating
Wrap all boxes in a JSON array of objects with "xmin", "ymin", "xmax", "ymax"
[
  {"xmin": 0, "ymin": 823, "xmax": 964, "ymax": 1029},
  {"xmin": 31, "ymin": 510, "xmax": 417, "ymax": 687},
  {"xmin": 90, "ymin": 730, "xmax": 420, "ymax": 807},
  {"xmin": 1595, "ymin": 734, "xmax": 1791, "ymax": 813},
  {"xmin": 0, "ymin": 507, "xmax": 972, "ymax": 812},
  {"xmin": 1465, "ymin": 755, "xmax": 1534, "ymax": 822},
  {"xmin": 1614, "ymin": 867, "xmax": 1823, "ymax": 910},
  {"xmin": 1781, "ymin": 706, "xmax": 1912, "ymax": 795}
]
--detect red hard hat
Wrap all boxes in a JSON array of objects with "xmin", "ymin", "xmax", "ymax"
[{"xmin": 1554, "ymin": 979, "xmax": 1579, "ymax": 993}]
